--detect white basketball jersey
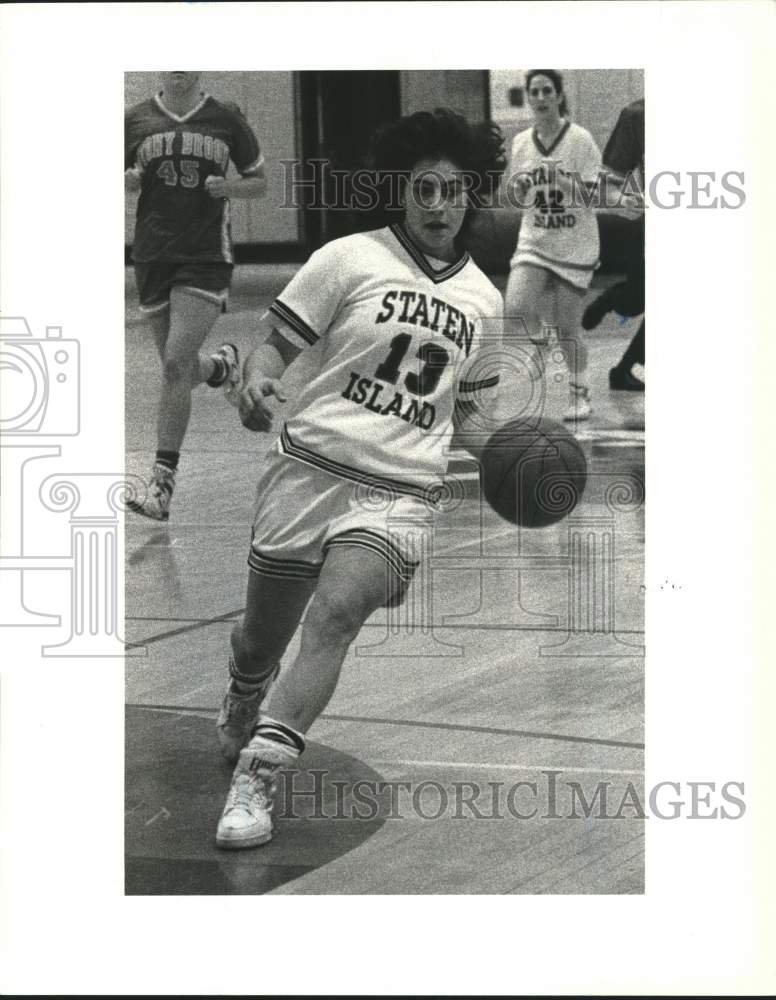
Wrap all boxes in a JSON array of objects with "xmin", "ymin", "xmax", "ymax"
[
  {"xmin": 268, "ymin": 225, "xmax": 503, "ymax": 499},
  {"xmin": 510, "ymin": 121, "xmax": 602, "ymax": 279}
]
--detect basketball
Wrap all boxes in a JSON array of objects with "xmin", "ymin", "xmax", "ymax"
[{"xmin": 480, "ymin": 418, "xmax": 587, "ymax": 527}]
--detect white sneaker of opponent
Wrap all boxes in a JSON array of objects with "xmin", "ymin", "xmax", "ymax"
[
  {"xmin": 215, "ymin": 735, "xmax": 300, "ymax": 850},
  {"xmin": 126, "ymin": 462, "xmax": 176, "ymax": 522}
]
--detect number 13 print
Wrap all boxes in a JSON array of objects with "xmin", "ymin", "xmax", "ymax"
[{"xmin": 374, "ymin": 333, "xmax": 450, "ymax": 396}]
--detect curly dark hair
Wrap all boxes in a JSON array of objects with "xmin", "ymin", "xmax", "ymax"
[{"xmin": 362, "ymin": 107, "xmax": 507, "ymax": 234}]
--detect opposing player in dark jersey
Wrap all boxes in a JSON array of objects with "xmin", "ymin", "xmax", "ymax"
[
  {"xmin": 214, "ymin": 109, "xmax": 507, "ymax": 850},
  {"xmin": 581, "ymin": 98, "xmax": 645, "ymax": 391},
  {"xmin": 125, "ymin": 72, "xmax": 266, "ymax": 520}
]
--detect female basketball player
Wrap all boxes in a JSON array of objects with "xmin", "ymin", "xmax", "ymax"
[
  {"xmin": 506, "ymin": 69, "xmax": 602, "ymax": 423},
  {"xmin": 125, "ymin": 72, "xmax": 267, "ymax": 520},
  {"xmin": 215, "ymin": 109, "xmax": 506, "ymax": 849}
]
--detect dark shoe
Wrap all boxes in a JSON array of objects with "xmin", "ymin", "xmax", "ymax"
[
  {"xmin": 582, "ymin": 291, "xmax": 613, "ymax": 331},
  {"xmin": 609, "ymin": 367, "xmax": 645, "ymax": 392}
]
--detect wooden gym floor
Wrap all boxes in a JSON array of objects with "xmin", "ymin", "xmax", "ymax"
[{"xmin": 125, "ymin": 264, "xmax": 645, "ymax": 895}]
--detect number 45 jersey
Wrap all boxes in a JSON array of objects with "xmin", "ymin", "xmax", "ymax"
[
  {"xmin": 125, "ymin": 93, "xmax": 262, "ymax": 263},
  {"xmin": 269, "ymin": 225, "xmax": 503, "ymax": 499}
]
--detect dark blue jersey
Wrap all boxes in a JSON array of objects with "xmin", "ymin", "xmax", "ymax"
[
  {"xmin": 603, "ymin": 99, "xmax": 644, "ymax": 179},
  {"xmin": 603, "ymin": 99, "xmax": 644, "ymax": 244},
  {"xmin": 125, "ymin": 93, "xmax": 262, "ymax": 262}
]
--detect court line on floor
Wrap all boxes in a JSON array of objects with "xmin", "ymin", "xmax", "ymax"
[
  {"xmin": 371, "ymin": 758, "xmax": 643, "ymax": 777},
  {"xmin": 127, "ymin": 615, "xmax": 225, "ymax": 623},
  {"xmin": 125, "ymin": 703, "xmax": 644, "ymax": 751},
  {"xmin": 127, "ymin": 608, "xmax": 244, "ymax": 647},
  {"xmin": 319, "ymin": 714, "xmax": 644, "ymax": 750},
  {"xmin": 129, "ymin": 614, "xmax": 644, "ymax": 647}
]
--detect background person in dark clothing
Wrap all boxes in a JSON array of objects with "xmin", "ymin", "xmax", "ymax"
[{"xmin": 582, "ymin": 98, "xmax": 645, "ymax": 391}]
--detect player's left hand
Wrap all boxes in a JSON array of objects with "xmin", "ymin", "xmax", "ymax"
[
  {"xmin": 238, "ymin": 378, "xmax": 287, "ymax": 432},
  {"xmin": 205, "ymin": 176, "xmax": 229, "ymax": 199}
]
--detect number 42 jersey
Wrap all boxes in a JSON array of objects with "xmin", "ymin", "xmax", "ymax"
[
  {"xmin": 510, "ymin": 121, "xmax": 602, "ymax": 287},
  {"xmin": 269, "ymin": 225, "xmax": 503, "ymax": 499}
]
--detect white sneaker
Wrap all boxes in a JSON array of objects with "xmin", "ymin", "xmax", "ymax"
[
  {"xmin": 563, "ymin": 384, "xmax": 592, "ymax": 423},
  {"xmin": 212, "ymin": 342, "xmax": 241, "ymax": 405},
  {"xmin": 126, "ymin": 462, "xmax": 175, "ymax": 521},
  {"xmin": 215, "ymin": 735, "xmax": 299, "ymax": 850},
  {"xmin": 216, "ymin": 663, "xmax": 280, "ymax": 764}
]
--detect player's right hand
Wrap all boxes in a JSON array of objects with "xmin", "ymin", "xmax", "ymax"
[
  {"xmin": 238, "ymin": 378, "xmax": 288, "ymax": 432},
  {"xmin": 125, "ymin": 167, "xmax": 142, "ymax": 193},
  {"xmin": 618, "ymin": 193, "xmax": 645, "ymax": 220},
  {"xmin": 511, "ymin": 173, "xmax": 533, "ymax": 206}
]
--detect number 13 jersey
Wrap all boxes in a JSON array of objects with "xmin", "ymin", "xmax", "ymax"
[{"xmin": 269, "ymin": 225, "xmax": 503, "ymax": 499}]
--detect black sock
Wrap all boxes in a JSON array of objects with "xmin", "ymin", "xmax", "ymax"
[
  {"xmin": 229, "ymin": 656, "xmax": 272, "ymax": 694},
  {"xmin": 155, "ymin": 450, "xmax": 179, "ymax": 473},
  {"xmin": 617, "ymin": 320, "xmax": 645, "ymax": 372},
  {"xmin": 206, "ymin": 354, "xmax": 228, "ymax": 387},
  {"xmin": 253, "ymin": 718, "xmax": 305, "ymax": 754}
]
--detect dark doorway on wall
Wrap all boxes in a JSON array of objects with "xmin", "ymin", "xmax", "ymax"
[{"xmin": 297, "ymin": 70, "xmax": 401, "ymax": 252}]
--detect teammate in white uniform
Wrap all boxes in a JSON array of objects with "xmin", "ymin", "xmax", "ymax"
[
  {"xmin": 505, "ymin": 69, "xmax": 602, "ymax": 423},
  {"xmin": 215, "ymin": 109, "xmax": 506, "ymax": 849}
]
